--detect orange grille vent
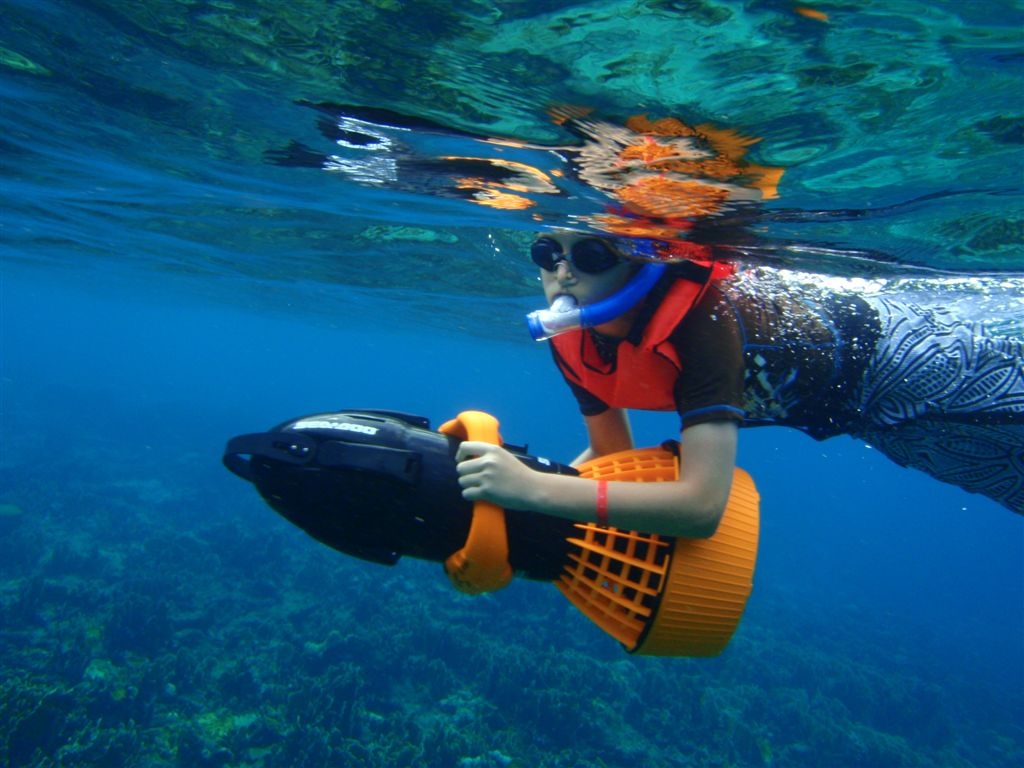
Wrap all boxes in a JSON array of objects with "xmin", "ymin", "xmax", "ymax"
[{"xmin": 557, "ymin": 448, "xmax": 760, "ymax": 656}]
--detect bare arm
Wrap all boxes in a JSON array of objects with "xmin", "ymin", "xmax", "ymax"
[
  {"xmin": 571, "ymin": 408, "xmax": 633, "ymax": 465},
  {"xmin": 455, "ymin": 418, "xmax": 738, "ymax": 539}
]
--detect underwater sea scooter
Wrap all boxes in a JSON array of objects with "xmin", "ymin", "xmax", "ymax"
[{"xmin": 223, "ymin": 409, "xmax": 760, "ymax": 657}]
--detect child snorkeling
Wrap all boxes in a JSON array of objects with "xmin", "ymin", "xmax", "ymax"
[
  {"xmin": 268, "ymin": 102, "xmax": 1023, "ymax": 526},
  {"xmin": 454, "ymin": 231, "xmax": 1024, "ymax": 534}
]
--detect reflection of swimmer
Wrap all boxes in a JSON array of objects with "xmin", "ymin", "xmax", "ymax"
[
  {"xmin": 548, "ymin": 107, "xmax": 783, "ymax": 229},
  {"xmin": 453, "ymin": 231, "xmax": 1024, "ymax": 530},
  {"xmin": 266, "ymin": 102, "xmax": 783, "ymax": 230},
  {"xmin": 266, "ymin": 102, "xmax": 561, "ymax": 203}
]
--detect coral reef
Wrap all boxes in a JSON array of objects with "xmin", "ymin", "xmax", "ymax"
[{"xmin": 0, "ymin": 433, "xmax": 1021, "ymax": 768}]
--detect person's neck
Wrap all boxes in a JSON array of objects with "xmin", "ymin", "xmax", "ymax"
[{"xmin": 592, "ymin": 304, "xmax": 642, "ymax": 339}]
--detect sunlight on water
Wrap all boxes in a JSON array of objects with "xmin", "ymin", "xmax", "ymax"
[{"xmin": 1, "ymin": 0, "xmax": 1021, "ymax": 300}]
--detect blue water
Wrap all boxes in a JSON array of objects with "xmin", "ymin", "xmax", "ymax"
[{"xmin": 2, "ymin": 1, "xmax": 1023, "ymax": 766}]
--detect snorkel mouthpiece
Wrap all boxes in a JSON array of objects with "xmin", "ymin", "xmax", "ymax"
[
  {"xmin": 526, "ymin": 261, "xmax": 667, "ymax": 341},
  {"xmin": 526, "ymin": 294, "xmax": 581, "ymax": 341}
]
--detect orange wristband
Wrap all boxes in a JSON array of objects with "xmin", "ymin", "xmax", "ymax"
[{"xmin": 596, "ymin": 480, "xmax": 609, "ymax": 526}]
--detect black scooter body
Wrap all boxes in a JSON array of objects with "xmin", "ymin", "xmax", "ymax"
[{"xmin": 223, "ymin": 410, "xmax": 579, "ymax": 581}]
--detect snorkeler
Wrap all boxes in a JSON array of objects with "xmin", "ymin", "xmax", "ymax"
[
  {"xmin": 453, "ymin": 231, "xmax": 1024, "ymax": 532},
  {"xmin": 266, "ymin": 102, "xmax": 1023, "ymax": 523}
]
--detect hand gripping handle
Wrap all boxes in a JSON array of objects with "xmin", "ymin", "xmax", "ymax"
[{"xmin": 438, "ymin": 411, "xmax": 513, "ymax": 595}]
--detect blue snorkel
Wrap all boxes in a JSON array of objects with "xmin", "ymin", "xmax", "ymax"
[{"xmin": 526, "ymin": 260, "xmax": 668, "ymax": 341}]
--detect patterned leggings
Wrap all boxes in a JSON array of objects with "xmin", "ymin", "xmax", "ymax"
[{"xmin": 854, "ymin": 298, "xmax": 1024, "ymax": 513}]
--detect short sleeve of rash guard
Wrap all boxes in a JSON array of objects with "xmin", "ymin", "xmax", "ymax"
[
  {"xmin": 561, "ymin": 366, "xmax": 610, "ymax": 415},
  {"xmin": 670, "ymin": 285, "xmax": 746, "ymax": 429}
]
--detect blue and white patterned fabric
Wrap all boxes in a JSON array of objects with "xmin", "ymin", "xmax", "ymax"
[{"xmin": 854, "ymin": 298, "xmax": 1024, "ymax": 512}]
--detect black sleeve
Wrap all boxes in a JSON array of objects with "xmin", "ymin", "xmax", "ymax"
[
  {"xmin": 548, "ymin": 343, "xmax": 610, "ymax": 416},
  {"xmin": 669, "ymin": 285, "xmax": 747, "ymax": 429},
  {"xmin": 567, "ymin": 379, "xmax": 610, "ymax": 416}
]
